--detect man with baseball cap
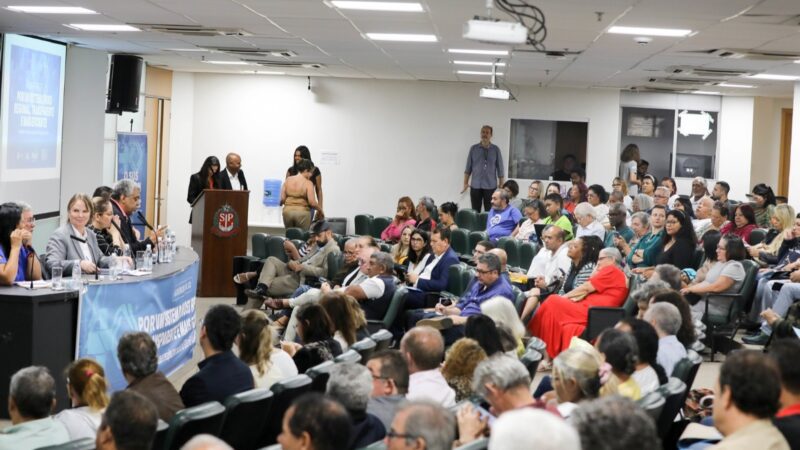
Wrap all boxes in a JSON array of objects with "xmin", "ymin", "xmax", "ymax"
[{"xmin": 245, "ymin": 220, "xmax": 340, "ymax": 309}]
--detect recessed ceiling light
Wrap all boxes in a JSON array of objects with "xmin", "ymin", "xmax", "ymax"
[
  {"xmin": 746, "ymin": 73, "xmax": 800, "ymax": 81},
  {"xmin": 67, "ymin": 24, "xmax": 140, "ymax": 31},
  {"xmin": 9, "ymin": 6, "xmax": 97, "ymax": 14},
  {"xmin": 203, "ymin": 60, "xmax": 251, "ymax": 65},
  {"xmin": 241, "ymin": 70, "xmax": 285, "ymax": 75},
  {"xmin": 448, "ymin": 48, "xmax": 509, "ymax": 56},
  {"xmin": 457, "ymin": 70, "xmax": 504, "ymax": 76},
  {"xmin": 329, "ymin": 1, "xmax": 423, "ymax": 12},
  {"xmin": 365, "ymin": 33, "xmax": 437, "ymax": 42},
  {"xmin": 693, "ymin": 91, "xmax": 721, "ymax": 95},
  {"xmin": 717, "ymin": 83, "xmax": 754, "ymax": 88},
  {"xmin": 607, "ymin": 26, "xmax": 692, "ymax": 37},
  {"xmin": 453, "ymin": 60, "xmax": 506, "ymax": 67}
]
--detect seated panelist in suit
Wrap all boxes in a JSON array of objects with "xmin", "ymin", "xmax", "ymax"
[
  {"xmin": 187, "ymin": 156, "xmax": 220, "ymax": 206},
  {"xmin": 110, "ymin": 179, "xmax": 165, "ymax": 253},
  {"xmin": 216, "ymin": 152, "xmax": 247, "ymax": 191},
  {"xmin": 0, "ymin": 202, "xmax": 43, "ymax": 285},
  {"xmin": 45, "ymin": 194, "xmax": 112, "ymax": 276},
  {"xmin": 403, "ymin": 226, "xmax": 460, "ymax": 310}
]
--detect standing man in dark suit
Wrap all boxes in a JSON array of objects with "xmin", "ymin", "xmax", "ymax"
[
  {"xmin": 110, "ymin": 179, "xmax": 164, "ymax": 253},
  {"xmin": 179, "ymin": 304, "xmax": 254, "ymax": 407},
  {"xmin": 403, "ymin": 226, "xmax": 459, "ymax": 310},
  {"xmin": 216, "ymin": 152, "xmax": 248, "ymax": 191}
]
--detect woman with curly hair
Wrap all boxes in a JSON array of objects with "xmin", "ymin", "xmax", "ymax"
[
  {"xmin": 442, "ymin": 338, "xmax": 487, "ymax": 401},
  {"xmin": 238, "ymin": 310, "xmax": 298, "ymax": 389},
  {"xmin": 319, "ymin": 291, "xmax": 369, "ymax": 351}
]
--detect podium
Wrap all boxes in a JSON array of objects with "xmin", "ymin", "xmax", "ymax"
[{"xmin": 191, "ymin": 189, "xmax": 249, "ymax": 297}]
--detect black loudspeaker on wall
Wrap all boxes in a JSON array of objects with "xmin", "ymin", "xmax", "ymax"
[{"xmin": 106, "ymin": 54, "xmax": 143, "ymax": 114}]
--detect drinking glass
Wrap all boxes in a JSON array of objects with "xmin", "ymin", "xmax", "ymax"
[
  {"xmin": 136, "ymin": 251, "xmax": 145, "ymax": 271},
  {"xmin": 51, "ymin": 267, "xmax": 63, "ymax": 290}
]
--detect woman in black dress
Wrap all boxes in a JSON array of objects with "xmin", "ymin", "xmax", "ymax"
[
  {"xmin": 187, "ymin": 156, "xmax": 220, "ymax": 223},
  {"xmin": 657, "ymin": 209, "xmax": 697, "ymax": 270},
  {"xmin": 286, "ymin": 146, "xmax": 324, "ymax": 219}
]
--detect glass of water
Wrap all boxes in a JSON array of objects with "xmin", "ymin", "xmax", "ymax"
[
  {"xmin": 136, "ymin": 251, "xmax": 145, "ymax": 271},
  {"xmin": 51, "ymin": 266, "xmax": 63, "ymax": 290}
]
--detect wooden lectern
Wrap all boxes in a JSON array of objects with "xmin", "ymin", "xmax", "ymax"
[{"xmin": 191, "ymin": 189, "xmax": 249, "ymax": 297}]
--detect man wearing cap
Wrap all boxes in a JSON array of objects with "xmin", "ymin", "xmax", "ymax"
[
  {"xmin": 690, "ymin": 177, "xmax": 709, "ymax": 211},
  {"xmin": 245, "ymin": 220, "xmax": 340, "ymax": 309}
]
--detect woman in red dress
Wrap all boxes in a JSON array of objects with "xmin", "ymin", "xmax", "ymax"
[{"xmin": 529, "ymin": 247, "xmax": 629, "ymax": 361}]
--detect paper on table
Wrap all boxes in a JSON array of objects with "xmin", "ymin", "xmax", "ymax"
[
  {"xmin": 14, "ymin": 280, "xmax": 51, "ymax": 289},
  {"xmin": 123, "ymin": 269, "xmax": 150, "ymax": 277}
]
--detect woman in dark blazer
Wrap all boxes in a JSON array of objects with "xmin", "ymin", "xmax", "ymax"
[{"xmin": 187, "ymin": 156, "xmax": 220, "ymax": 223}]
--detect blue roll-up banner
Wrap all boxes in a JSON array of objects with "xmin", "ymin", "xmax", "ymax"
[
  {"xmin": 76, "ymin": 261, "xmax": 199, "ymax": 391},
  {"xmin": 116, "ymin": 132, "xmax": 148, "ymax": 236},
  {"xmin": 263, "ymin": 178, "xmax": 282, "ymax": 207}
]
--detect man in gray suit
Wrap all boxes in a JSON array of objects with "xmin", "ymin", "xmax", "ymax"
[{"xmin": 245, "ymin": 220, "xmax": 340, "ymax": 309}]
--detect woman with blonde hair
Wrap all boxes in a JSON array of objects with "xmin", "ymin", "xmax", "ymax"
[
  {"xmin": 88, "ymin": 196, "xmax": 125, "ymax": 256},
  {"xmin": 390, "ymin": 225, "xmax": 413, "ymax": 264},
  {"xmin": 238, "ymin": 309, "xmax": 298, "ymax": 389},
  {"xmin": 550, "ymin": 347, "xmax": 604, "ymax": 418},
  {"xmin": 527, "ymin": 180, "xmax": 545, "ymax": 201},
  {"xmin": 749, "ymin": 204, "xmax": 796, "ymax": 265},
  {"xmin": 611, "ymin": 176, "xmax": 632, "ymax": 211},
  {"xmin": 45, "ymin": 193, "xmax": 112, "ymax": 276},
  {"xmin": 55, "ymin": 358, "xmax": 110, "ymax": 439},
  {"xmin": 442, "ymin": 338, "xmax": 487, "ymax": 401},
  {"xmin": 319, "ymin": 291, "xmax": 369, "ymax": 351}
]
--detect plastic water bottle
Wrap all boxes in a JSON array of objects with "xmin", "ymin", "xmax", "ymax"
[
  {"xmin": 144, "ymin": 244, "xmax": 153, "ymax": 272},
  {"xmin": 109, "ymin": 254, "xmax": 119, "ymax": 280},
  {"xmin": 72, "ymin": 260, "xmax": 81, "ymax": 289}
]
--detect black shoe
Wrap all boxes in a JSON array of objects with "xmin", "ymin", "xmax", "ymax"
[
  {"xmin": 740, "ymin": 319, "xmax": 761, "ymax": 332},
  {"xmin": 245, "ymin": 284, "xmax": 268, "ymax": 299},
  {"xmin": 742, "ymin": 332, "xmax": 770, "ymax": 346}
]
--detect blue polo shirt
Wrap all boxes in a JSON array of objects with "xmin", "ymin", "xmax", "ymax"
[
  {"xmin": 456, "ymin": 276, "xmax": 514, "ymax": 317},
  {"xmin": 0, "ymin": 245, "xmax": 29, "ymax": 282},
  {"xmin": 465, "ymin": 143, "xmax": 504, "ymax": 189},
  {"xmin": 487, "ymin": 206, "xmax": 522, "ymax": 242}
]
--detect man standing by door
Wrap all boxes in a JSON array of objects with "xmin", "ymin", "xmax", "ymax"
[
  {"xmin": 463, "ymin": 125, "xmax": 504, "ymax": 213},
  {"xmin": 216, "ymin": 152, "xmax": 248, "ymax": 191}
]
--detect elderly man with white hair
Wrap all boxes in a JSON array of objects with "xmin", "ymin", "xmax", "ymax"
[
  {"xmin": 488, "ymin": 408, "xmax": 581, "ymax": 450},
  {"xmin": 693, "ymin": 196, "xmax": 715, "ymax": 237},
  {"xmin": 574, "ymin": 202, "xmax": 605, "ymax": 240},
  {"xmin": 644, "ymin": 302, "xmax": 686, "ymax": 376},
  {"xmin": 653, "ymin": 186, "xmax": 672, "ymax": 208},
  {"xmin": 326, "ymin": 363, "xmax": 386, "ymax": 448}
]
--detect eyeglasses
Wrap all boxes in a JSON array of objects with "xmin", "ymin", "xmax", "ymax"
[
  {"xmin": 23, "ymin": 217, "xmax": 36, "ymax": 224},
  {"xmin": 387, "ymin": 430, "xmax": 418, "ymax": 441},
  {"xmin": 665, "ymin": 220, "xmax": 679, "ymax": 225}
]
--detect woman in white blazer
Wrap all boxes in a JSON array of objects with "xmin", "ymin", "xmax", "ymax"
[{"xmin": 45, "ymin": 194, "xmax": 111, "ymax": 276}]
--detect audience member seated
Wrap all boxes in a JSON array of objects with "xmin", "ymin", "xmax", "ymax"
[
  {"xmin": 244, "ymin": 220, "xmax": 340, "ymax": 309},
  {"xmin": 653, "ymin": 186, "xmax": 671, "ymax": 209},
  {"xmin": 640, "ymin": 174, "xmax": 657, "ymax": 200},
  {"xmin": 481, "ymin": 296, "xmax": 527, "ymax": 356},
  {"xmin": 611, "ymin": 177, "xmax": 633, "ymax": 211},
  {"xmin": 387, "ymin": 401, "xmax": 455, "ymax": 450},
  {"xmin": 54, "ymin": 358, "xmax": 109, "ymax": 440},
  {"xmin": 615, "ymin": 211, "xmax": 649, "ymax": 258},
  {"xmin": 707, "ymin": 201, "xmax": 731, "ymax": 236},
  {"xmin": 529, "ymin": 244, "xmax": 628, "ymax": 361},
  {"xmin": 0, "ymin": 366, "xmax": 69, "ymax": 450},
  {"xmin": 575, "ymin": 202, "xmax": 606, "ymax": 240},
  {"xmin": 442, "ymin": 338, "xmax": 487, "ymax": 401},
  {"xmin": 117, "ymin": 332, "xmax": 184, "ymax": 421},
  {"xmin": 712, "ymin": 181, "xmax": 736, "ymax": 217},
  {"xmin": 391, "ymin": 226, "xmax": 413, "ymax": 264},
  {"xmin": 404, "ymin": 228, "xmax": 432, "ymax": 279},
  {"xmin": 616, "ymin": 318, "xmax": 668, "ymax": 395},
  {"xmin": 277, "ymin": 393, "xmax": 352, "ymax": 450},
  {"xmin": 750, "ymin": 204, "xmax": 796, "ymax": 266},
  {"xmin": 486, "ymin": 189, "xmax": 523, "ymax": 242},
  {"xmin": 564, "ymin": 184, "xmax": 584, "ymax": 214},
  {"xmin": 682, "ymin": 235, "xmax": 747, "ymax": 320},
  {"xmin": 528, "ymin": 180, "xmax": 545, "ymax": 202},
  {"xmin": 366, "ymin": 350, "xmax": 409, "ymax": 430},
  {"xmin": 320, "ymin": 292, "xmax": 369, "ymax": 351},
  {"xmin": 687, "ymin": 177, "xmax": 708, "ymax": 210},
  {"xmin": 281, "ymin": 303, "xmax": 343, "ymax": 373},
  {"xmin": 674, "ymin": 196, "xmax": 696, "ymax": 219},
  {"xmin": 45, "ymin": 194, "xmax": 112, "ymax": 276},
  {"xmin": 695, "ymin": 230, "xmax": 722, "ymax": 285},
  {"xmin": 181, "ymin": 435, "xmax": 233, "ymax": 450},
  {"xmin": 403, "ymin": 226, "xmax": 459, "ymax": 310},
  {"xmin": 522, "ymin": 233, "xmax": 597, "ymax": 321},
  {"xmin": 412, "ymin": 253, "xmax": 514, "ymax": 344},
  {"xmin": 109, "ymin": 179, "xmax": 163, "ymax": 253},
  {"xmin": 340, "ymin": 251, "xmax": 396, "ymax": 321},
  {"xmin": 627, "ymin": 206, "xmax": 666, "ymax": 269},
  {"xmin": 548, "ymin": 347, "xmax": 602, "ymax": 418},
  {"xmin": 512, "ymin": 199, "xmax": 545, "ymax": 242},
  {"xmin": 438, "ymin": 201, "xmax": 459, "ymax": 230},
  {"xmin": 415, "ymin": 197, "xmax": 437, "ymax": 232},
  {"xmin": 751, "ymin": 183, "xmax": 778, "ymax": 229},
  {"xmin": 650, "ymin": 291, "xmax": 697, "ymax": 349},
  {"xmin": 632, "ymin": 192, "xmax": 655, "ymax": 213},
  {"xmin": 655, "ymin": 209, "xmax": 697, "ymax": 270},
  {"xmin": 643, "ymin": 302, "xmax": 686, "ymax": 376},
  {"xmin": 768, "ymin": 340, "xmax": 800, "ymax": 448},
  {"xmin": 605, "ymin": 203, "xmax": 634, "ymax": 248},
  {"xmin": 180, "ymin": 304, "xmax": 254, "ymax": 407},
  {"xmin": 238, "ymin": 310, "xmax": 298, "ymax": 389},
  {"xmin": 571, "ymin": 395, "xmax": 661, "ymax": 450},
  {"xmin": 631, "ymin": 280, "xmax": 671, "ymax": 319},
  {"xmin": 501, "ymin": 180, "xmax": 522, "ymax": 211},
  {"xmin": 587, "ymin": 184, "xmax": 610, "ymax": 224},
  {"xmin": 0, "ymin": 202, "xmax": 42, "ymax": 285},
  {"xmin": 88, "ymin": 196, "xmax": 125, "ymax": 256},
  {"xmin": 401, "ymin": 326, "xmax": 456, "ymax": 407},
  {"xmin": 382, "ymin": 196, "xmax": 418, "ymax": 243},
  {"xmin": 332, "ymin": 238, "xmax": 361, "ymax": 286},
  {"xmin": 542, "ymin": 193, "xmax": 574, "ymax": 240},
  {"xmin": 95, "ymin": 391, "xmax": 159, "ymax": 450},
  {"xmin": 465, "ymin": 314, "xmax": 506, "ymax": 357},
  {"xmin": 720, "ymin": 204, "xmax": 758, "ymax": 244},
  {"xmin": 281, "ymin": 158, "xmax": 321, "ymax": 230},
  {"xmin": 489, "ymin": 407, "xmax": 581, "ymax": 450},
  {"xmin": 456, "ymin": 355, "xmax": 552, "ymax": 446},
  {"xmin": 693, "ymin": 196, "xmax": 715, "ymax": 238},
  {"xmin": 661, "ymin": 176, "xmax": 679, "ymax": 205},
  {"xmin": 595, "ymin": 328, "xmax": 641, "ymax": 400},
  {"xmin": 650, "ymin": 263, "xmax": 683, "ymax": 290},
  {"xmin": 326, "ymin": 363, "xmax": 386, "ymax": 448}
]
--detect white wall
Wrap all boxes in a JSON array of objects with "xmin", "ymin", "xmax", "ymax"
[
  {"xmin": 171, "ymin": 73, "xmax": 621, "ymax": 234},
  {"xmin": 167, "ymin": 72, "xmax": 195, "ymax": 246},
  {"xmin": 789, "ymin": 82, "xmax": 800, "ymax": 207},
  {"xmin": 718, "ymin": 97, "xmax": 755, "ymax": 201},
  {"xmin": 60, "ymin": 46, "xmax": 109, "ymax": 219},
  {"xmin": 751, "ymin": 96, "xmax": 792, "ymax": 191}
]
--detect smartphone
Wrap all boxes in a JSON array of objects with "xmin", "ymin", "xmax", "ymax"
[
  {"xmin": 473, "ymin": 403, "xmax": 496, "ymax": 426},
  {"xmin": 438, "ymin": 297, "xmax": 453, "ymax": 307}
]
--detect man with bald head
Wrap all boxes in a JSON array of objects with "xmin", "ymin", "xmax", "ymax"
[
  {"xmin": 401, "ymin": 326, "xmax": 456, "ymax": 407},
  {"xmin": 693, "ymin": 196, "xmax": 715, "ymax": 237},
  {"xmin": 217, "ymin": 152, "xmax": 248, "ymax": 191}
]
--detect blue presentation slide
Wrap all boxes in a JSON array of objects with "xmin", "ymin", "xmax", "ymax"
[{"xmin": 0, "ymin": 34, "xmax": 65, "ymax": 182}]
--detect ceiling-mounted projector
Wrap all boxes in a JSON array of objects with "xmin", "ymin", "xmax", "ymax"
[
  {"xmin": 479, "ymin": 86, "xmax": 512, "ymax": 100},
  {"xmin": 463, "ymin": 18, "xmax": 527, "ymax": 44}
]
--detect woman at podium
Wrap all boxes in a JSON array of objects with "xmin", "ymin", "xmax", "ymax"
[
  {"xmin": 187, "ymin": 156, "xmax": 221, "ymax": 205},
  {"xmin": 0, "ymin": 202, "xmax": 42, "ymax": 285}
]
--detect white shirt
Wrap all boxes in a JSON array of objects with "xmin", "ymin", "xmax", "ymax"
[
  {"xmin": 527, "ymin": 243, "xmax": 571, "ymax": 283},
  {"xmin": 250, "ymin": 349, "xmax": 299, "ymax": 390},
  {"xmin": 54, "ymin": 406, "xmax": 102, "ymax": 440},
  {"xmin": 226, "ymin": 168, "xmax": 242, "ymax": 190},
  {"xmin": 576, "ymin": 220, "xmax": 606, "ymax": 240},
  {"xmin": 406, "ymin": 369, "xmax": 456, "ymax": 408},
  {"xmin": 359, "ymin": 275, "xmax": 386, "ymax": 299},
  {"xmin": 416, "ymin": 252, "xmax": 444, "ymax": 286},
  {"xmin": 693, "ymin": 218, "xmax": 712, "ymax": 237},
  {"xmin": 657, "ymin": 335, "xmax": 687, "ymax": 377},
  {"xmin": 70, "ymin": 225, "xmax": 94, "ymax": 262},
  {"xmin": 632, "ymin": 366, "xmax": 661, "ymax": 396},
  {"xmin": 408, "ymin": 253, "xmax": 432, "ymax": 276}
]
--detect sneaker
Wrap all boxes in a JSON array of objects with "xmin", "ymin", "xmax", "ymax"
[
  {"xmin": 742, "ymin": 332, "xmax": 770, "ymax": 346},
  {"xmin": 244, "ymin": 284, "xmax": 268, "ymax": 299},
  {"xmin": 416, "ymin": 316, "xmax": 454, "ymax": 330}
]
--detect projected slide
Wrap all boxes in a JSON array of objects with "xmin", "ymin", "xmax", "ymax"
[{"xmin": 0, "ymin": 34, "xmax": 66, "ymax": 182}]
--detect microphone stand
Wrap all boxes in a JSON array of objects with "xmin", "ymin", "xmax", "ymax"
[
  {"xmin": 137, "ymin": 211, "xmax": 159, "ymax": 264},
  {"xmin": 26, "ymin": 245, "xmax": 35, "ymax": 289},
  {"xmin": 70, "ymin": 234, "xmax": 99, "ymax": 280}
]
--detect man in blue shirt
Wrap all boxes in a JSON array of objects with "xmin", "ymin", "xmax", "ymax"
[
  {"xmin": 486, "ymin": 189, "xmax": 522, "ymax": 242},
  {"xmin": 463, "ymin": 125, "xmax": 504, "ymax": 213},
  {"xmin": 411, "ymin": 253, "xmax": 515, "ymax": 344}
]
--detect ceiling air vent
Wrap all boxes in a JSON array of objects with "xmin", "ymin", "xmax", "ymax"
[
  {"xmin": 210, "ymin": 47, "xmax": 298, "ymax": 58},
  {"xmin": 630, "ymin": 86, "xmax": 695, "ymax": 94},
  {"xmin": 666, "ymin": 66, "xmax": 754, "ymax": 78},
  {"xmin": 648, "ymin": 77, "xmax": 723, "ymax": 86},
  {"xmin": 679, "ymin": 48, "xmax": 800, "ymax": 61},
  {"xmin": 131, "ymin": 24, "xmax": 252, "ymax": 37},
  {"xmin": 240, "ymin": 60, "xmax": 326, "ymax": 69}
]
